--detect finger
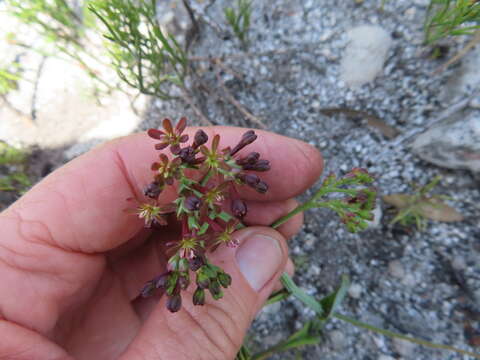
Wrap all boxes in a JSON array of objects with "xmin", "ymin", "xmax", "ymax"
[
  {"xmin": 3, "ymin": 127, "xmax": 322, "ymax": 254},
  {"xmin": 120, "ymin": 227, "xmax": 288, "ymax": 360}
]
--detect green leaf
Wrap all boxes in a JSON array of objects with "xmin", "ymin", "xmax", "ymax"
[
  {"xmin": 319, "ymin": 274, "xmax": 350, "ymax": 321},
  {"xmin": 197, "ymin": 222, "xmax": 209, "ymax": 235}
]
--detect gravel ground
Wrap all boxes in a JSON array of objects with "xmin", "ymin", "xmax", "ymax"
[{"xmin": 2, "ymin": 0, "xmax": 480, "ymax": 359}]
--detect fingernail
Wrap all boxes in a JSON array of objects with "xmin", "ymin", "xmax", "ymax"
[{"xmin": 235, "ymin": 234, "xmax": 283, "ymax": 291}]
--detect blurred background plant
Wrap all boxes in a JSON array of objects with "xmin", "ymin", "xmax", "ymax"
[
  {"xmin": 224, "ymin": 0, "xmax": 252, "ymax": 49},
  {"xmin": 425, "ymin": 0, "xmax": 480, "ymax": 45},
  {"xmin": 6, "ymin": 0, "xmax": 117, "ymax": 94},
  {"xmin": 383, "ymin": 175, "xmax": 464, "ymax": 231},
  {"xmin": 89, "ymin": 0, "xmax": 188, "ymax": 99},
  {"xmin": 0, "ymin": 141, "xmax": 31, "ymax": 196}
]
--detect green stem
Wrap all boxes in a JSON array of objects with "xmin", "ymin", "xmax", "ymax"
[
  {"xmin": 271, "ymin": 202, "xmax": 313, "ymax": 229},
  {"xmin": 280, "ymin": 273, "xmax": 323, "ymax": 315},
  {"xmin": 200, "ymin": 168, "xmax": 214, "ymax": 186},
  {"xmin": 333, "ymin": 313, "xmax": 480, "ymax": 359}
]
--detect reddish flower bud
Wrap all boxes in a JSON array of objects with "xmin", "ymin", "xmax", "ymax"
[
  {"xmin": 230, "ymin": 130, "xmax": 257, "ymax": 156},
  {"xmin": 140, "ymin": 280, "xmax": 156, "ymax": 298},
  {"xmin": 166, "ymin": 294, "xmax": 182, "ymax": 313},
  {"xmin": 189, "ymin": 256, "xmax": 205, "ymax": 271},
  {"xmin": 193, "ymin": 288, "xmax": 205, "ymax": 306},
  {"xmin": 178, "ymin": 273, "xmax": 190, "ymax": 290},
  {"xmin": 243, "ymin": 159, "xmax": 270, "ymax": 172},
  {"xmin": 231, "ymin": 199, "xmax": 247, "ymax": 218},
  {"xmin": 185, "ymin": 195, "xmax": 202, "ymax": 211},
  {"xmin": 170, "ymin": 144, "xmax": 181, "ymax": 155},
  {"xmin": 236, "ymin": 152, "xmax": 260, "ymax": 166},
  {"xmin": 193, "ymin": 129, "xmax": 209, "ymax": 148},
  {"xmin": 155, "ymin": 272, "xmax": 170, "ymax": 289},
  {"xmin": 238, "ymin": 173, "xmax": 260, "ymax": 187},
  {"xmin": 255, "ymin": 181, "xmax": 268, "ymax": 194},
  {"xmin": 179, "ymin": 134, "xmax": 189, "ymax": 143},
  {"xmin": 144, "ymin": 181, "xmax": 162, "ymax": 199},
  {"xmin": 178, "ymin": 146, "xmax": 196, "ymax": 164}
]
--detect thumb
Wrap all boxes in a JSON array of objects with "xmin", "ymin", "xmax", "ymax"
[{"xmin": 121, "ymin": 226, "xmax": 288, "ymax": 360}]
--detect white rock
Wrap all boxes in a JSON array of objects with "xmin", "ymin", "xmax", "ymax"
[
  {"xmin": 393, "ymin": 338, "xmax": 416, "ymax": 357},
  {"xmin": 329, "ymin": 330, "xmax": 347, "ymax": 350},
  {"xmin": 412, "ymin": 112, "xmax": 480, "ymax": 172},
  {"xmin": 378, "ymin": 355, "xmax": 395, "ymax": 360},
  {"xmin": 388, "ymin": 260, "xmax": 405, "ymax": 279},
  {"xmin": 348, "ymin": 283, "xmax": 363, "ymax": 299},
  {"xmin": 340, "ymin": 25, "xmax": 392, "ymax": 87}
]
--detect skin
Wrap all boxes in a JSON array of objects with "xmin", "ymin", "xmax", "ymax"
[{"xmin": 0, "ymin": 127, "xmax": 323, "ymax": 360}]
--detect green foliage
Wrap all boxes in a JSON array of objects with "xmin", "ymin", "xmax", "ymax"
[
  {"xmin": 6, "ymin": 0, "xmax": 115, "ymax": 93},
  {"xmin": 89, "ymin": 0, "xmax": 188, "ymax": 99},
  {"xmin": 425, "ymin": 0, "xmax": 480, "ymax": 44},
  {"xmin": 7, "ymin": 0, "xmax": 89, "ymax": 44},
  {"xmin": 0, "ymin": 142, "xmax": 31, "ymax": 194},
  {"xmin": 271, "ymin": 168, "xmax": 377, "ymax": 233},
  {"xmin": 0, "ymin": 141, "xmax": 27, "ymax": 165},
  {"xmin": 0, "ymin": 67, "xmax": 20, "ymax": 96},
  {"xmin": 224, "ymin": 0, "xmax": 252, "ymax": 48},
  {"xmin": 384, "ymin": 175, "xmax": 463, "ymax": 231}
]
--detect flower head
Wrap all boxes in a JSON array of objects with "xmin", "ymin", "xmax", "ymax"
[{"xmin": 148, "ymin": 117, "xmax": 189, "ymax": 154}]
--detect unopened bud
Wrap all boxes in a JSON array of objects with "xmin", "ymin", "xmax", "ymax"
[
  {"xmin": 243, "ymin": 159, "xmax": 270, "ymax": 172},
  {"xmin": 193, "ymin": 288, "xmax": 206, "ymax": 306},
  {"xmin": 144, "ymin": 181, "xmax": 162, "ymax": 199},
  {"xmin": 193, "ymin": 129, "xmax": 209, "ymax": 148},
  {"xmin": 217, "ymin": 272, "xmax": 232, "ymax": 288},
  {"xmin": 255, "ymin": 181, "xmax": 268, "ymax": 194},
  {"xmin": 231, "ymin": 199, "xmax": 247, "ymax": 218},
  {"xmin": 166, "ymin": 294, "xmax": 182, "ymax": 313},
  {"xmin": 185, "ymin": 195, "xmax": 202, "ymax": 211},
  {"xmin": 236, "ymin": 152, "xmax": 260, "ymax": 166}
]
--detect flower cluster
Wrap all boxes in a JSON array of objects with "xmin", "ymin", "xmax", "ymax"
[{"xmin": 134, "ymin": 118, "xmax": 270, "ymax": 312}]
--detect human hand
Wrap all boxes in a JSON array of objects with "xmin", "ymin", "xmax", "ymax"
[{"xmin": 0, "ymin": 127, "xmax": 322, "ymax": 360}]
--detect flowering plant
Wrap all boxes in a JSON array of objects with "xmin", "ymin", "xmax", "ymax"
[{"xmin": 132, "ymin": 117, "xmax": 376, "ymax": 313}]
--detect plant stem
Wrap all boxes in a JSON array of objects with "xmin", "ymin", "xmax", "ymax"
[
  {"xmin": 280, "ymin": 273, "xmax": 323, "ymax": 315},
  {"xmin": 271, "ymin": 202, "xmax": 313, "ymax": 229},
  {"xmin": 333, "ymin": 313, "xmax": 480, "ymax": 359}
]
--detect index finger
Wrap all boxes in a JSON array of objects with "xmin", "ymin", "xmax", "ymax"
[{"xmin": 1, "ymin": 126, "xmax": 323, "ymax": 253}]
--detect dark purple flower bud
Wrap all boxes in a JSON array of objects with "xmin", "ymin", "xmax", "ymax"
[
  {"xmin": 231, "ymin": 199, "xmax": 247, "ymax": 218},
  {"xmin": 218, "ymin": 272, "xmax": 232, "ymax": 288},
  {"xmin": 238, "ymin": 173, "xmax": 260, "ymax": 187},
  {"xmin": 189, "ymin": 256, "xmax": 205, "ymax": 271},
  {"xmin": 243, "ymin": 159, "xmax": 271, "ymax": 172},
  {"xmin": 155, "ymin": 272, "xmax": 170, "ymax": 289},
  {"xmin": 193, "ymin": 129, "xmax": 208, "ymax": 148},
  {"xmin": 166, "ymin": 294, "xmax": 182, "ymax": 313},
  {"xmin": 178, "ymin": 146, "xmax": 196, "ymax": 164},
  {"xmin": 179, "ymin": 134, "xmax": 189, "ymax": 143},
  {"xmin": 193, "ymin": 288, "xmax": 205, "ymax": 306},
  {"xmin": 140, "ymin": 280, "xmax": 156, "ymax": 298},
  {"xmin": 185, "ymin": 195, "xmax": 202, "ymax": 211},
  {"xmin": 236, "ymin": 152, "xmax": 260, "ymax": 166},
  {"xmin": 255, "ymin": 181, "xmax": 268, "ymax": 194},
  {"xmin": 230, "ymin": 130, "xmax": 258, "ymax": 156},
  {"xmin": 178, "ymin": 273, "xmax": 190, "ymax": 290},
  {"xmin": 170, "ymin": 144, "xmax": 181, "ymax": 155},
  {"xmin": 144, "ymin": 181, "xmax": 162, "ymax": 199}
]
